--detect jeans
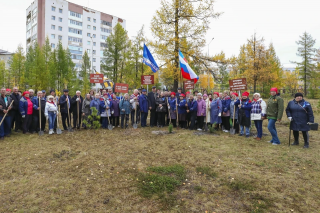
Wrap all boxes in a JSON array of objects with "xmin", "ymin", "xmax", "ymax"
[
  {"xmin": 0, "ymin": 116, "xmax": 11, "ymax": 137},
  {"xmin": 268, "ymin": 119, "xmax": 280, "ymax": 144},
  {"xmin": 48, "ymin": 112, "xmax": 56, "ymax": 130},
  {"xmin": 254, "ymin": 120, "xmax": 263, "ymax": 138},
  {"xmin": 101, "ymin": 117, "xmax": 109, "ymax": 128},
  {"xmin": 240, "ymin": 125, "xmax": 250, "ymax": 136},
  {"xmin": 141, "ymin": 112, "xmax": 148, "ymax": 127}
]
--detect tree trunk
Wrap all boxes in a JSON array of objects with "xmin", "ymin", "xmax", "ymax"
[{"xmin": 173, "ymin": 0, "xmax": 179, "ymax": 92}]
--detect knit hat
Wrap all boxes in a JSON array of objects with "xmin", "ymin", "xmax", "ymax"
[
  {"xmin": 213, "ymin": 92, "xmax": 219, "ymax": 97},
  {"xmin": 50, "ymin": 89, "xmax": 55, "ymax": 94},
  {"xmin": 231, "ymin": 92, "xmax": 238, "ymax": 97},
  {"xmin": 242, "ymin": 91, "xmax": 250, "ymax": 97},
  {"xmin": 179, "ymin": 93, "xmax": 185, "ymax": 97},
  {"xmin": 197, "ymin": 93, "xmax": 202, "ymax": 96},
  {"xmin": 63, "ymin": 89, "xmax": 69, "ymax": 92},
  {"xmin": 6, "ymin": 89, "xmax": 11, "ymax": 92},
  {"xmin": 253, "ymin": 93, "xmax": 261, "ymax": 97},
  {"xmin": 22, "ymin": 91, "xmax": 30, "ymax": 97},
  {"xmin": 186, "ymin": 91, "xmax": 191, "ymax": 95},
  {"xmin": 47, "ymin": 95, "xmax": 54, "ymax": 100},
  {"xmin": 270, "ymin": 87, "xmax": 278, "ymax": 93},
  {"xmin": 142, "ymin": 89, "xmax": 147, "ymax": 92},
  {"xmin": 295, "ymin": 93, "xmax": 303, "ymax": 98},
  {"xmin": 203, "ymin": 94, "xmax": 208, "ymax": 97},
  {"xmin": 170, "ymin": 92, "xmax": 176, "ymax": 96}
]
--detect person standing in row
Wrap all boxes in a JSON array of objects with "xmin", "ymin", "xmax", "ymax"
[
  {"xmin": 266, "ymin": 88, "xmax": 284, "ymax": 145},
  {"xmin": 196, "ymin": 93, "xmax": 206, "ymax": 131},
  {"xmin": 19, "ymin": 91, "xmax": 33, "ymax": 134},
  {"xmin": 0, "ymin": 87, "xmax": 13, "ymax": 139},
  {"xmin": 110, "ymin": 94, "xmax": 120, "ymax": 128},
  {"xmin": 235, "ymin": 92, "xmax": 252, "ymax": 138},
  {"xmin": 139, "ymin": 89, "xmax": 149, "ymax": 128},
  {"xmin": 210, "ymin": 92, "xmax": 222, "ymax": 130},
  {"xmin": 187, "ymin": 94, "xmax": 198, "ymax": 130},
  {"xmin": 90, "ymin": 94, "xmax": 101, "ymax": 115},
  {"xmin": 167, "ymin": 92, "xmax": 177, "ymax": 127},
  {"xmin": 10, "ymin": 87, "xmax": 21, "ymax": 132},
  {"xmin": 82, "ymin": 94, "xmax": 92, "ymax": 129},
  {"xmin": 100, "ymin": 93, "xmax": 112, "ymax": 129},
  {"xmin": 31, "ymin": 91, "xmax": 42, "ymax": 133},
  {"xmin": 251, "ymin": 93, "xmax": 267, "ymax": 140},
  {"xmin": 148, "ymin": 86, "xmax": 158, "ymax": 127},
  {"xmin": 203, "ymin": 94, "xmax": 211, "ymax": 127},
  {"xmin": 156, "ymin": 92, "xmax": 167, "ymax": 128},
  {"xmin": 230, "ymin": 93, "xmax": 239, "ymax": 134},
  {"xmin": 50, "ymin": 90, "xmax": 59, "ymax": 131},
  {"xmin": 130, "ymin": 89, "xmax": 140, "ymax": 126},
  {"xmin": 120, "ymin": 93, "xmax": 131, "ymax": 129},
  {"xmin": 71, "ymin": 91, "xmax": 83, "ymax": 129},
  {"xmin": 29, "ymin": 89, "xmax": 35, "ymax": 99},
  {"xmin": 59, "ymin": 89, "xmax": 72, "ymax": 131},
  {"xmin": 221, "ymin": 91, "xmax": 231, "ymax": 132},
  {"xmin": 177, "ymin": 93, "xmax": 187, "ymax": 128},
  {"xmin": 45, "ymin": 95, "xmax": 58, "ymax": 135},
  {"xmin": 286, "ymin": 93, "xmax": 314, "ymax": 148}
]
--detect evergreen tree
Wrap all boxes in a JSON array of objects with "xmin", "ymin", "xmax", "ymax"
[
  {"xmin": 80, "ymin": 51, "xmax": 91, "ymax": 94},
  {"xmin": 10, "ymin": 44, "xmax": 26, "ymax": 88}
]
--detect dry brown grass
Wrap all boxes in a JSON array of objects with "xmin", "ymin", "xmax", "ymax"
[{"xmin": 1, "ymin": 101, "xmax": 320, "ymax": 213}]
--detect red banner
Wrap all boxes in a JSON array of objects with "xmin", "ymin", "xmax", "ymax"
[
  {"xmin": 184, "ymin": 80, "xmax": 194, "ymax": 90},
  {"xmin": 141, "ymin": 75, "xmax": 154, "ymax": 85},
  {"xmin": 114, "ymin": 83, "xmax": 129, "ymax": 93},
  {"xmin": 90, "ymin": 74, "xmax": 104, "ymax": 83},
  {"xmin": 229, "ymin": 78, "xmax": 247, "ymax": 91}
]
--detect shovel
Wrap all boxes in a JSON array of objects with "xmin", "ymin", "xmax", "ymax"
[
  {"xmin": 56, "ymin": 105, "xmax": 62, "ymax": 134},
  {"xmin": 204, "ymin": 99, "xmax": 209, "ymax": 132},
  {"xmin": 133, "ymin": 107, "xmax": 138, "ymax": 129},
  {"xmin": 176, "ymin": 98, "xmax": 179, "ymax": 130},
  {"xmin": 105, "ymin": 100, "xmax": 113, "ymax": 130},
  {"xmin": 0, "ymin": 100, "xmax": 14, "ymax": 127},
  {"xmin": 67, "ymin": 99, "xmax": 73, "ymax": 132},
  {"xmin": 38, "ymin": 97, "xmax": 44, "ymax": 136},
  {"xmin": 230, "ymin": 105, "xmax": 236, "ymax": 135}
]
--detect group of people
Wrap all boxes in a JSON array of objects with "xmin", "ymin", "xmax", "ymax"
[{"xmin": 0, "ymin": 86, "xmax": 315, "ymax": 148}]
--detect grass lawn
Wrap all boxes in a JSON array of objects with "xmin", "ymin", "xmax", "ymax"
[{"xmin": 1, "ymin": 100, "xmax": 320, "ymax": 212}]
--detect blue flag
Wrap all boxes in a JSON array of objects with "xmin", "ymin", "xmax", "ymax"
[{"xmin": 143, "ymin": 44, "xmax": 159, "ymax": 73}]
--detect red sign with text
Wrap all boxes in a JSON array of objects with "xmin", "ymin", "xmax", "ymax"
[
  {"xmin": 141, "ymin": 75, "xmax": 154, "ymax": 85},
  {"xmin": 90, "ymin": 74, "xmax": 104, "ymax": 83},
  {"xmin": 114, "ymin": 83, "xmax": 129, "ymax": 93},
  {"xmin": 184, "ymin": 80, "xmax": 195, "ymax": 90},
  {"xmin": 229, "ymin": 78, "xmax": 247, "ymax": 91}
]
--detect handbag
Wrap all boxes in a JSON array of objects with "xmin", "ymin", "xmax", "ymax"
[{"xmin": 297, "ymin": 102, "xmax": 318, "ymax": 131}]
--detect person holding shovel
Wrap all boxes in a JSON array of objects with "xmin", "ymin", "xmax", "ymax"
[
  {"xmin": 71, "ymin": 91, "xmax": 83, "ymax": 129},
  {"xmin": 251, "ymin": 93, "xmax": 267, "ymax": 141},
  {"xmin": 19, "ymin": 91, "xmax": 33, "ymax": 134},
  {"xmin": 45, "ymin": 95, "xmax": 58, "ymax": 135},
  {"xmin": 210, "ymin": 92, "xmax": 222, "ymax": 130},
  {"xmin": 168, "ymin": 92, "xmax": 177, "ymax": 127},
  {"xmin": 177, "ymin": 93, "xmax": 187, "ymax": 129},
  {"xmin": 187, "ymin": 94, "xmax": 198, "ymax": 130},
  {"xmin": 0, "ymin": 87, "xmax": 13, "ymax": 140},
  {"xmin": 196, "ymin": 93, "xmax": 206, "ymax": 131},
  {"xmin": 59, "ymin": 89, "xmax": 72, "ymax": 131},
  {"xmin": 230, "ymin": 93, "xmax": 239, "ymax": 134},
  {"xmin": 119, "ymin": 93, "xmax": 131, "ymax": 129},
  {"xmin": 235, "ymin": 91, "xmax": 252, "ymax": 138},
  {"xmin": 100, "ymin": 93, "xmax": 112, "ymax": 129}
]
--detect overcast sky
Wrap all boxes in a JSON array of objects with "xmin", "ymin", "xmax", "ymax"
[{"xmin": 1, "ymin": 0, "xmax": 319, "ymax": 68}]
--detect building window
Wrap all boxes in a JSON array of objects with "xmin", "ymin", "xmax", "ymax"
[
  {"xmin": 93, "ymin": 50, "xmax": 96, "ymax": 54},
  {"xmin": 101, "ymin": 35, "xmax": 108, "ymax": 40},
  {"xmin": 93, "ymin": 26, "xmax": 96, "ymax": 30},
  {"xmin": 59, "ymin": 17, "xmax": 62, "ymax": 22},
  {"xmin": 87, "ymin": 17, "xmax": 91, "ymax": 21},
  {"xmin": 93, "ymin": 42, "xmax": 96, "ymax": 46},
  {"xmin": 51, "ymin": 25, "xmax": 55, "ymax": 30},
  {"xmin": 51, "ymin": 43, "xmax": 55, "ymax": 48},
  {"xmin": 87, "ymin": 33, "xmax": 91, "ymax": 37},
  {"xmin": 58, "ymin": 26, "xmax": 62, "ymax": 31},
  {"xmin": 87, "ymin": 41, "xmax": 91, "ymax": 45},
  {"xmin": 100, "ymin": 43, "xmax": 107, "ymax": 48},
  {"xmin": 69, "ymin": 19, "xmax": 82, "ymax": 26},
  {"xmin": 93, "ymin": 34, "xmax": 96, "ymax": 38},
  {"xmin": 51, "ymin": 16, "xmax": 55, "ymax": 20},
  {"xmin": 58, "ymin": 35, "xmax": 62, "ymax": 40},
  {"xmin": 68, "ymin": 36, "xmax": 82, "ymax": 43},
  {"xmin": 59, "ymin": 8, "xmax": 62, "ymax": 13},
  {"xmin": 51, "ymin": 34, "xmax": 55, "ymax": 39},
  {"xmin": 87, "ymin": 25, "xmax": 91, "ymax": 29},
  {"xmin": 69, "ymin": 11, "xmax": 82, "ymax": 18},
  {"xmin": 69, "ymin": 27, "xmax": 82, "ymax": 35},
  {"xmin": 93, "ymin": 19, "xmax": 96, "ymax": 23},
  {"xmin": 101, "ymin": 20, "xmax": 112, "ymax": 27},
  {"xmin": 52, "ymin": 6, "xmax": 56, "ymax": 11},
  {"xmin": 93, "ymin": 58, "xmax": 96, "ymax": 62},
  {"xmin": 101, "ymin": 27, "xmax": 111, "ymax": 33},
  {"xmin": 93, "ymin": 66, "xmax": 96, "ymax": 70},
  {"xmin": 87, "ymin": 49, "xmax": 90, "ymax": 54}
]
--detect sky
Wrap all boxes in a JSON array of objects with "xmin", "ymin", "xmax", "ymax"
[{"xmin": 1, "ymin": 0, "xmax": 320, "ymax": 68}]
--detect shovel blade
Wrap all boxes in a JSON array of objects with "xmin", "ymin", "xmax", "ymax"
[
  {"xmin": 230, "ymin": 128, "xmax": 236, "ymax": 135},
  {"xmin": 56, "ymin": 128, "xmax": 62, "ymax": 134},
  {"xmin": 68, "ymin": 127, "xmax": 74, "ymax": 132},
  {"xmin": 39, "ymin": 131, "xmax": 44, "ymax": 136},
  {"xmin": 133, "ymin": 124, "xmax": 138, "ymax": 129},
  {"xmin": 108, "ymin": 124, "xmax": 113, "ymax": 130}
]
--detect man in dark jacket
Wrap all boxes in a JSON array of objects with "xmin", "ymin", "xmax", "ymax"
[
  {"xmin": 10, "ymin": 87, "xmax": 22, "ymax": 132},
  {"xmin": 31, "ymin": 91, "xmax": 43, "ymax": 133},
  {"xmin": 59, "ymin": 89, "xmax": 72, "ymax": 130},
  {"xmin": 0, "ymin": 87, "xmax": 13, "ymax": 139},
  {"xmin": 286, "ymin": 93, "xmax": 314, "ymax": 148},
  {"xmin": 139, "ymin": 89, "xmax": 149, "ymax": 127},
  {"xmin": 148, "ymin": 86, "xmax": 158, "ymax": 127},
  {"xmin": 71, "ymin": 91, "xmax": 83, "ymax": 129},
  {"xmin": 187, "ymin": 94, "xmax": 198, "ymax": 130}
]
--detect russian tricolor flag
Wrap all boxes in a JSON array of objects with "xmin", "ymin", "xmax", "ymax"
[{"xmin": 179, "ymin": 51, "xmax": 199, "ymax": 83}]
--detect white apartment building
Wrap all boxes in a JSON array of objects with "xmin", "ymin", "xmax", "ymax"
[
  {"xmin": 0, "ymin": 49, "xmax": 13, "ymax": 69},
  {"xmin": 26, "ymin": 0, "xmax": 126, "ymax": 74}
]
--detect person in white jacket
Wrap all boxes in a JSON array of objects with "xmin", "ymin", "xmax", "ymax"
[
  {"xmin": 251, "ymin": 93, "xmax": 267, "ymax": 140},
  {"xmin": 203, "ymin": 94, "xmax": 211, "ymax": 127},
  {"xmin": 45, "ymin": 95, "xmax": 58, "ymax": 135}
]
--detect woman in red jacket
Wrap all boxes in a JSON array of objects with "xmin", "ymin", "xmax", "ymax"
[{"xmin": 19, "ymin": 91, "xmax": 33, "ymax": 134}]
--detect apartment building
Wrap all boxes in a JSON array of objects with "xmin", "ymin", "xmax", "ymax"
[
  {"xmin": 0, "ymin": 49, "xmax": 13, "ymax": 69},
  {"xmin": 26, "ymin": 0, "xmax": 126, "ymax": 73}
]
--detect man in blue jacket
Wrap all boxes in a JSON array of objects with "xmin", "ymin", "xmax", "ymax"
[
  {"xmin": 59, "ymin": 89, "xmax": 72, "ymax": 130},
  {"xmin": 187, "ymin": 94, "xmax": 198, "ymax": 130},
  {"xmin": 139, "ymin": 89, "xmax": 149, "ymax": 127}
]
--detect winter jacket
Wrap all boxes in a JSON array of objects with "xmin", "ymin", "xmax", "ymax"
[
  {"xmin": 130, "ymin": 94, "xmax": 140, "ymax": 110},
  {"xmin": 286, "ymin": 99, "xmax": 314, "ymax": 131},
  {"xmin": 139, "ymin": 94, "xmax": 149, "ymax": 113},
  {"xmin": 71, "ymin": 95, "xmax": 84, "ymax": 114},
  {"xmin": 197, "ymin": 99, "xmax": 206, "ymax": 116},
  {"xmin": 100, "ymin": 99, "xmax": 112, "ymax": 117},
  {"xmin": 10, "ymin": 93, "xmax": 21, "ymax": 111},
  {"xmin": 221, "ymin": 96, "xmax": 231, "ymax": 116},
  {"xmin": 32, "ymin": 96, "xmax": 46, "ymax": 116},
  {"xmin": 90, "ymin": 98, "xmax": 101, "ymax": 115},
  {"xmin": 0, "ymin": 95, "xmax": 13, "ymax": 116},
  {"xmin": 82, "ymin": 98, "xmax": 91, "ymax": 116},
  {"xmin": 120, "ymin": 99, "xmax": 131, "ymax": 114},
  {"xmin": 188, "ymin": 99, "xmax": 198, "ymax": 113},
  {"xmin": 230, "ymin": 98, "xmax": 239, "ymax": 120},
  {"xmin": 266, "ymin": 95, "xmax": 284, "ymax": 120},
  {"xmin": 210, "ymin": 98, "xmax": 222, "ymax": 124},
  {"xmin": 45, "ymin": 101, "xmax": 58, "ymax": 117},
  {"xmin": 110, "ymin": 99, "xmax": 120, "ymax": 116},
  {"xmin": 19, "ymin": 97, "xmax": 33, "ymax": 116},
  {"xmin": 148, "ymin": 92, "xmax": 158, "ymax": 110},
  {"xmin": 59, "ymin": 95, "xmax": 72, "ymax": 114},
  {"xmin": 178, "ymin": 99, "xmax": 187, "ymax": 114},
  {"xmin": 168, "ymin": 97, "xmax": 177, "ymax": 120},
  {"xmin": 235, "ymin": 98, "xmax": 252, "ymax": 127},
  {"xmin": 156, "ymin": 96, "xmax": 167, "ymax": 112},
  {"xmin": 251, "ymin": 98, "xmax": 267, "ymax": 120}
]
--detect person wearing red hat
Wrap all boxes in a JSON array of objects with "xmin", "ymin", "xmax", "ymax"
[
  {"xmin": 5, "ymin": 89, "xmax": 11, "ymax": 97},
  {"xmin": 19, "ymin": 91, "xmax": 33, "ymax": 134},
  {"xmin": 168, "ymin": 92, "xmax": 177, "ymax": 127},
  {"xmin": 235, "ymin": 91, "xmax": 252, "ymax": 137},
  {"xmin": 230, "ymin": 92, "xmax": 239, "ymax": 134},
  {"xmin": 185, "ymin": 91, "xmax": 191, "ymax": 127},
  {"xmin": 210, "ymin": 92, "xmax": 222, "ymax": 130},
  {"xmin": 266, "ymin": 87, "xmax": 284, "ymax": 145},
  {"xmin": 221, "ymin": 90, "xmax": 231, "ymax": 132},
  {"xmin": 177, "ymin": 93, "xmax": 187, "ymax": 128}
]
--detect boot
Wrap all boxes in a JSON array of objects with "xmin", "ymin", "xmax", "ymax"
[
  {"xmin": 291, "ymin": 141, "xmax": 299, "ymax": 146},
  {"xmin": 303, "ymin": 141, "xmax": 309, "ymax": 148}
]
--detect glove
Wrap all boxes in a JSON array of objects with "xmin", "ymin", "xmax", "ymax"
[
  {"xmin": 45, "ymin": 115, "xmax": 48, "ymax": 120},
  {"xmin": 76, "ymin": 98, "xmax": 80, "ymax": 101},
  {"xmin": 56, "ymin": 112, "xmax": 59, "ymax": 115},
  {"xmin": 168, "ymin": 106, "xmax": 170, "ymax": 110},
  {"xmin": 22, "ymin": 115, "xmax": 25, "ymax": 118},
  {"xmin": 218, "ymin": 113, "xmax": 221, "ymax": 117},
  {"xmin": 122, "ymin": 109, "xmax": 125, "ymax": 112},
  {"xmin": 288, "ymin": 117, "xmax": 292, "ymax": 121},
  {"xmin": 112, "ymin": 110, "xmax": 114, "ymax": 114}
]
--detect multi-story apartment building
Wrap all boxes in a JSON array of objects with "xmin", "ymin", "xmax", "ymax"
[
  {"xmin": 26, "ymin": 0, "xmax": 126, "ymax": 74},
  {"xmin": 0, "ymin": 49, "xmax": 13, "ymax": 69}
]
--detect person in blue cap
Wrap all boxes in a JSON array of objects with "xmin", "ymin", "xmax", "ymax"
[{"xmin": 139, "ymin": 89, "xmax": 149, "ymax": 127}]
